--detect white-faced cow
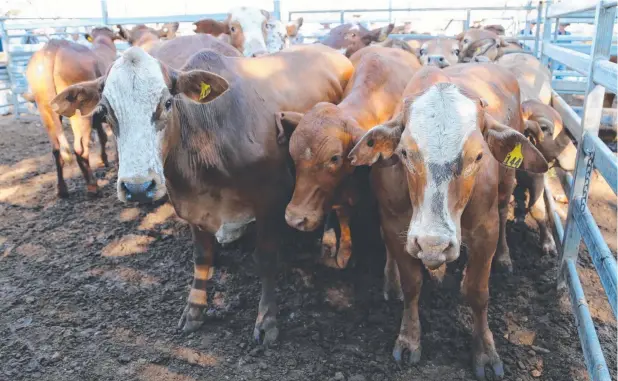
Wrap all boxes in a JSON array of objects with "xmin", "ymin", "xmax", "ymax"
[
  {"xmin": 348, "ymin": 64, "xmax": 548, "ymax": 379},
  {"xmin": 50, "ymin": 41, "xmax": 353, "ymax": 344}
]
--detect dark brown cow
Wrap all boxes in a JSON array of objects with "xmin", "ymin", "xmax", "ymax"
[
  {"xmin": 348, "ymin": 64, "xmax": 547, "ymax": 378},
  {"xmin": 116, "ymin": 23, "xmax": 178, "ymax": 52},
  {"xmin": 418, "ymin": 38, "xmax": 460, "ymax": 68},
  {"xmin": 278, "ymin": 46, "xmax": 420, "ymax": 297},
  {"xmin": 50, "ymin": 42, "xmax": 354, "ymax": 343},
  {"xmin": 25, "ymin": 27, "xmax": 120, "ymax": 197},
  {"xmin": 319, "ymin": 22, "xmax": 395, "ymax": 57}
]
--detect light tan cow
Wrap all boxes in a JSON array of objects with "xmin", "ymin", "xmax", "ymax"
[{"xmin": 418, "ymin": 38, "xmax": 460, "ymax": 68}]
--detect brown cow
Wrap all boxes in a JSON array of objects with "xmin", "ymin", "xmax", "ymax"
[
  {"xmin": 373, "ymin": 38, "xmax": 416, "ymax": 55},
  {"xmin": 418, "ymin": 38, "xmax": 460, "ymax": 68},
  {"xmin": 50, "ymin": 42, "xmax": 354, "ymax": 343},
  {"xmin": 193, "ymin": 7, "xmax": 304, "ymax": 56},
  {"xmin": 278, "ymin": 46, "xmax": 420, "ymax": 297},
  {"xmin": 348, "ymin": 64, "xmax": 547, "ymax": 378},
  {"xmin": 116, "ymin": 23, "xmax": 177, "ymax": 52},
  {"xmin": 496, "ymin": 53, "xmax": 552, "ymax": 104},
  {"xmin": 319, "ymin": 22, "xmax": 395, "ymax": 57},
  {"xmin": 149, "ymin": 34, "xmax": 241, "ymax": 69},
  {"xmin": 25, "ymin": 27, "xmax": 120, "ymax": 197},
  {"xmin": 456, "ymin": 28, "xmax": 516, "ymax": 62}
]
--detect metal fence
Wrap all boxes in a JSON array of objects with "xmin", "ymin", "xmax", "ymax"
[{"xmin": 536, "ymin": 1, "xmax": 617, "ymax": 380}]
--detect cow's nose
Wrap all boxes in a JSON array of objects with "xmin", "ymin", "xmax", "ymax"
[
  {"xmin": 285, "ymin": 212, "xmax": 308, "ymax": 231},
  {"xmin": 120, "ymin": 180, "xmax": 157, "ymax": 203},
  {"xmin": 414, "ymin": 235, "xmax": 454, "ymax": 269},
  {"xmin": 427, "ymin": 55, "xmax": 446, "ymax": 66}
]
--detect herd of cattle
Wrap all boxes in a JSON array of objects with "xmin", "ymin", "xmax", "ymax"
[{"xmin": 20, "ymin": 6, "xmax": 584, "ymax": 379}]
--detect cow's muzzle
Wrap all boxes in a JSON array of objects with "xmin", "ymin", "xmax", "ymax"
[{"xmin": 407, "ymin": 235, "xmax": 459, "ymax": 269}]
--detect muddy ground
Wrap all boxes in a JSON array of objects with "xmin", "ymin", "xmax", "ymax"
[{"xmin": 0, "ymin": 116, "xmax": 615, "ymax": 381}]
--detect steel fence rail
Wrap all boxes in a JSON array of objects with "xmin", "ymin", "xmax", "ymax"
[{"xmin": 540, "ymin": 1, "xmax": 617, "ymax": 381}]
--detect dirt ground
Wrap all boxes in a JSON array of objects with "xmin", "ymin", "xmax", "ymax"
[{"xmin": 0, "ymin": 116, "xmax": 615, "ymax": 381}]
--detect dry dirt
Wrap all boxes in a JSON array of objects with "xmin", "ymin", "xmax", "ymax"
[{"xmin": 0, "ymin": 116, "xmax": 616, "ymax": 381}]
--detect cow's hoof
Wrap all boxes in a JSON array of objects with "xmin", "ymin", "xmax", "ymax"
[
  {"xmin": 321, "ymin": 228, "xmax": 337, "ymax": 258},
  {"xmin": 542, "ymin": 237, "xmax": 557, "ymax": 256},
  {"xmin": 177, "ymin": 304, "xmax": 205, "ymax": 333},
  {"xmin": 392, "ymin": 335, "xmax": 421, "ymax": 366},
  {"xmin": 86, "ymin": 185, "xmax": 100, "ymax": 198},
  {"xmin": 101, "ymin": 156, "xmax": 110, "ymax": 168},
  {"xmin": 472, "ymin": 333, "xmax": 504, "ymax": 380},
  {"xmin": 253, "ymin": 316, "xmax": 279, "ymax": 346},
  {"xmin": 493, "ymin": 256, "xmax": 513, "ymax": 274},
  {"xmin": 57, "ymin": 187, "xmax": 69, "ymax": 199}
]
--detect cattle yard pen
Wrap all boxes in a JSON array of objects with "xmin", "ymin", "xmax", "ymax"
[{"xmin": 0, "ymin": 1, "xmax": 616, "ymax": 379}]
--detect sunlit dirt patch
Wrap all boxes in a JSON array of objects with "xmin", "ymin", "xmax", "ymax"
[
  {"xmin": 325, "ymin": 286, "xmax": 353, "ymax": 310},
  {"xmin": 138, "ymin": 364, "xmax": 199, "ymax": 381},
  {"xmin": 139, "ymin": 203, "xmax": 176, "ymax": 230},
  {"xmin": 102, "ymin": 235, "xmax": 155, "ymax": 257},
  {"xmin": 14, "ymin": 243, "xmax": 49, "ymax": 260},
  {"xmin": 172, "ymin": 347, "xmax": 218, "ymax": 367},
  {"xmin": 88, "ymin": 266, "xmax": 160, "ymax": 287},
  {"xmin": 119, "ymin": 207, "xmax": 141, "ymax": 222}
]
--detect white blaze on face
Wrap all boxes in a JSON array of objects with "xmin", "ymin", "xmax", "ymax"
[
  {"xmin": 102, "ymin": 47, "xmax": 168, "ymax": 201},
  {"xmin": 404, "ymin": 84, "xmax": 478, "ymax": 247},
  {"xmin": 265, "ymin": 20, "xmax": 288, "ymax": 53},
  {"xmin": 229, "ymin": 7, "xmax": 268, "ymax": 56}
]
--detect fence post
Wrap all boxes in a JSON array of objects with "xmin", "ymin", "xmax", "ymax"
[
  {"xmin": 340, "ymin": 10, "xmax": 345, "ymax": 24},
  {"xmin": 0, "ymin": 19, "xmax": 18, "ymax": 120},
  {"xmin": 100, "ymin": 0, "xmax": 109, "ymax": 25},
  {"xmin": 533, "ymin": 1, "xmax": 543, "ymax": 56},
  {"xmin": 273, "ymin": 0, "xmax": 281, "ymax": 21},
  {"xmin": 540, "ymin": 1, "xmax": 553, "ymax": 65},
  {"xmin": 558, "ymin": 1, "xmax": 617, "ymax": 287},
  {"xmin": 464, "ymin": 10, "xmax": 471, "ymax": 30}
]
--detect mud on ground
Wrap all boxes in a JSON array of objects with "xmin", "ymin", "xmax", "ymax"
[{"xmin": 0, "ymin": 117, "xmax": 615, "ymax": 381}]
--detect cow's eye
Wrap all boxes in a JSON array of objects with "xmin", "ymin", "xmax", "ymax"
[
  {"xmin": 454, "ymin": 48, "xmax": 460, "ymax": 55},
  {"xmin": 165, "ymin": 99, "xmax": 172, "ymax": 111},
  {"xmin": 420, "ymin": 48, "xmax": 427, "ymax": 56},
  {"xmin": 475, "ymin": 152, "xmax": 483, "ymax": 162},
  {"xmin": 230, "ymin": 26, "xmax": 236, "ymax": 33},
  {"xmin": 540, "ymin": 124, "xmax": 550, "ymax": 132},
  {"xmin": 400, "ymin": 150, "xmax": 408, "ymax": 158},
  {"xmin": 463, "ymin": 38, "xmax": 469, "ymax": 43},
  {"xmin": 330, "ymin": 155, "xmax": 341, "ymax": 163}
]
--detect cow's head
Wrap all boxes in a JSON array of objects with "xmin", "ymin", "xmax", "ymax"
[
  {"xmin": 49, "ymin": 47, "xmax": 229, "ymax": 203},
  {"xmin": 321, "ymin": 23, "xmax": 394, "ymax": 57},
  {"xmin": 418, "ymin": 38, "xmax": 460, "ymax": 68},
  {"xmin": 521, "ymin": 99, "xmax": 575, "ymax": 171},
  {"xmin": 265, "ymin": 18, "xmax": 304, "ymax": 52},
  {"xmin": 277, "ymin": 103, "xmax": 364, "ymax": 231},
  {"xmin": 158, "ymin": 22, "xmax": 180, "ymax": 39},
  {"xmin": 85, "ymin": 26, "xmax": 122, "ymax": 44},
  {"xmin": 456, "ymin": 28, "xmax": 508, "ymax": 62},
  {"xmin": 193, "ymin": 7, "xmax": 271, "ymax": 57},
  {"xmin": 349, "ymin": 82, "xmax": 547, "ymax": 269}
]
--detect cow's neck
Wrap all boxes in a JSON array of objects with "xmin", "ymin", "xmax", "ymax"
[
  {"xmin": 338, "ymin": 94, "xmax": 385, "ymax": 131},
  {"xmin": 91, "ymin": 37, "xmax": 116, "ymax": 61}
]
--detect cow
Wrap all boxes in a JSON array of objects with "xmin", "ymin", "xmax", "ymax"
[
  {"xmin": 50, "ymin": 42, "xmax": 354, "ymax": 343},
  {"xmin": 347, "ymin": 64, "xmax": 548, "ymax": 378},
  {"xmin": 456, "ymin": 28, "xmax": 521, "ymax": 62},
  {"xmin": 418, "ymin": 38, "xmax": 460, "ymax": 68},
  {"xmin": 278, "ymin": 46, "xmax": 420, "ymax": 298},
  {"xmin": 373, "ymin": 38, "xmax": 417, "ymax": 55},
  {"xmin": 193, "ymin": 7, "xmax": 304, "ymax": 56},
  {"xmin": 318, "ymin": 22, "xmax": 395, "ymax": 57},
  {"xmin": 116, "ymin": 23, "xmax": 179, "ymax": 52},
  {"xmin": 25, "ymin": 27, "xmax": 121, "ymax": 197},
  {"xmin": 496, "ymin": 53, "xmax": 552, "ymax": 104},
  {"xmin": 149, "ymin": 34, "xmax": 241, "ymax": 70}
]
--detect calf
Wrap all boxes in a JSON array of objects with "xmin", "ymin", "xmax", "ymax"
[
  {"xmin": 26, "ymin": 27, "xmax": 120, "ymax": 197},
  {"xmin": 51, "ymin": 43, "xmax": 353, "ymax": 343},
  {"xmin": 418, "ymin": 38, "xmax": 460, "ymax": 68},
  {"xmin": 319, "ymin": 22, "xmax": 395, "ymax": 57},
  {"xmin": 348, "ymin": 65, "xmax": 547, "ymax": 379},
  {"xmin": 279, "ymin": 46, "xmax": 420, "ymax": 297},
  {"xmin": 193, "ymin": 7, "xmax": 304, "ymax": 56}
]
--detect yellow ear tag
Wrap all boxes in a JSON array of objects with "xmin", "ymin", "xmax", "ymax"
[
  {"xmin": 503, "ymin": 143, "xmax": 524, "ymax": 168},
  {"xmin": 199, "ymin": 82, "xmax": 211, "ymax": 101},
  {"xmin": 86, "ymin": 35, "xmax": 93, "ymax": 42},
  {"xmin": 475, "ymin": 47, "xmax": 481, "ymax": 54}
]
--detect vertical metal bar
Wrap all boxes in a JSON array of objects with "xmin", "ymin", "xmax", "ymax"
[
  {"xmin": 388, "ymin": 0, "xmax": 393, "ymax": 23},
  {"xmin": 100, "ymin": 0, "xmax": 109, "ymax": 25},
  {"xmin": 564, "ymin": 259, "xmax": 613, "ymax": 381},
  {"xmin": 464, "ymin": 10, "xmax": 471, "ymax": 30},
  {"xmin": 0, "ymin": 20, "xmax": 18, "ymax": 120},
  {"xmin": 548, "ymin": 17, "xmax": 561, "ymax": 74},
  {"xmin": 559, "ymin": 1, "xmax": 617, "ymax": 286},
  {"xmin": 340, "ymin": 11, "xmax": 345, "ymax": 25},
  {"xmin": 541, "ymin": 1, "xmax": 553, "ymax": 66},
  {"xmin": 273, "ymin": 0, "xmax": 281, "ymax": 21},
  {"xmin": 534, "ymin": 1, "xmax": 544, "ymax": 56}
]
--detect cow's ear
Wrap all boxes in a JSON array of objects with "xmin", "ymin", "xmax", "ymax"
[
  {"xmin": 275, "ymin": 111, "xmax": 303, "ymax": 144},
  {"xmin": 364, "ymin": 23, "xmax": 394, "ymax": 44},
  {"xmin": 455, "ymin": 32, "xmax": 465, "ymax": 41},
  {"xmin": 483, "ymin": 113, "xmax": 548, "ymax": 173},
  {"xmin": 116, "ymin": 25, "xmax": 130, "ymax": 41},
  {"xmin": 523, "ymin": 119, "xmax": 543, "ymax": 145},
  {"xmin": 261, "ymin": 9, "xmax": 270, "ymax": 20},
  {"xmin": 348, "ymin": 113, "xmax": 403, "ymax": 167},
  {"xmin": 174, "ymin": 70, "xmax": 229, "ymax": 104},
  {"xmin": 193, "ymin": 19, "xmax": 230, "ymax": 35},
  {"xmin": 286, "ymin": 17, "xmax": 303, "ymax": 37},
  {"xmin": 50, "ymin": 76, "xmax": 105, "ymax": 117},
  {"xmin": 85, "ymin": 33, "xmax": 93, "ymax": 42}
]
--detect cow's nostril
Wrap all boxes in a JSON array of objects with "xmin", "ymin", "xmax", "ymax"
[
  {"xmin": 439, "ymin": 57, "xmax": 444, "ymax": 62},
  {"xmin": 146, "ymin": 179, "xmax": 157, "ymax": 192}
]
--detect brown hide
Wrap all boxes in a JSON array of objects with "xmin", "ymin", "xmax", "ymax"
[
  {"xmin": 284, "ymin": 46, "xmax": 421, "ymax": 231},
  {"xmin": 25, "ymin": 27, "xmax": 118, "ymax": 197},
  {"xmin": 418, "ymin": 38, "xmax": 460, "ymax": 68},
  {"xmin": 457, "ymin": 28, "xmax": 510, "ymax": 62},
  {"xmin": 150, "ymin": 34, "xmax": 241, "ymax": 69},
  {"xmin": 496, "ymin": 53, "xmax": 551, "ymax": 104}
]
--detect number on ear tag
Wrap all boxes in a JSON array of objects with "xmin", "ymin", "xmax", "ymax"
[{"xmin": 503, "ymin": 143, "xmax": 523, "ymax": 168}]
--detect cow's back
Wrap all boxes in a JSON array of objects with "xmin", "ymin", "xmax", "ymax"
[
  {"xmin": 240, "ymin": 44, "xmax": 354, "ymax": 112},
  {"xmin": 497, "ymin": 53, "xmax": 551, "ymax": 104},
  {"xmin": 151, "ymin": 34, "xmax": 242, "ymax": 69}
]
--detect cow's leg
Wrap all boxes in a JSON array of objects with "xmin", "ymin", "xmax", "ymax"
[
  {"xmin": 382, "ymin": 227, "xmax": 403, "ymax": 301},
  {"xmin": 38, "ymin": 101, "xmax": 71, "ymax": 197},
  {"xmin": 493, "ymin": 171, "xmax": 516, "ymax": 273},
  {"xmin": 528, "ymin": 174, "xmax": 556, "ymax": 256},
  {"xmin": 69, "ymin": 115, "xmax": 98, "ymax": 195},
  {"xmin": 92, "ymin": 112, "xmax": 109, "ymax": 168},
  {"xmin": 320, "ymin": 206, "xmax": 353, "ymax": 269},
  {"xmin": 462, "ymin": 227, "xmax": 504, "ymax": 380},
  {"xmin": 253, "ymin": 216, "xmax": 280, "ymax": 346},
  {"xmin": 178, "ymin": 224, "xmax": 215, "ymax": 332},
  {"xmin": 382, "ymin": 222, "xmax": 422, "ymax": 365}
]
